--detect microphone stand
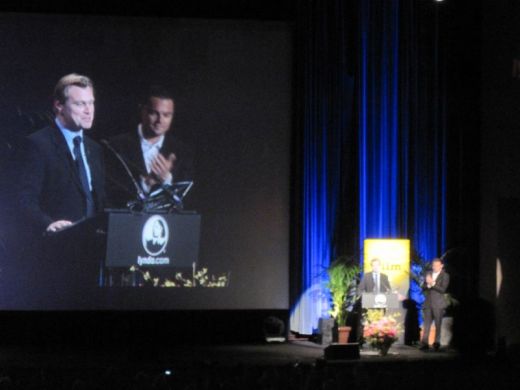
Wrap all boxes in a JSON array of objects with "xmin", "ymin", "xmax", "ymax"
[
  {"xmin": 100, "ymin": 139, "xmax": 146, "ymax": 203},
  {"xmin": 102, "ymin": 140, "xmax": 192, "ymax": 213}
]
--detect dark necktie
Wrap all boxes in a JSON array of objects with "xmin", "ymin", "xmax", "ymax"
[{"xmin": 73, "ymin": 136, "xmax": 95, "ymax": 217}]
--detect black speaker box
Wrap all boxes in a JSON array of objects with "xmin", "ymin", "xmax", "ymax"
[{"xmin": 324, "ymin": 343, "xmax": 360, "ymax": 360}]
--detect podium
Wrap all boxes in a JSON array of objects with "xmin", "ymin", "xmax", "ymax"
[
  {"xmin": 27, "ymin": 214, "xmax": 109, "ymax": 307},
  {"xmin": 105, "ymin": 211, "xmax": 201, "ymax": 268},
  {"xmin": 361, "ymin": 292, "xmax": 400, "ymax": 309},
  {"xmin": 44, "ymin": 210, "xmax": 201, "ymax": 288},
  {"xmin": 103, "ymin": 210, "xmax": 201, "ymax": 287}
]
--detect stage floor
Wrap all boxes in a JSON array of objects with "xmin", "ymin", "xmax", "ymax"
[{"xmin": 0, "ymin": 341, "xmax": 459, "ymax": 369}]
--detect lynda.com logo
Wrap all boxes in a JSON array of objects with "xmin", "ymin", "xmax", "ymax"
[
  {"xmin": 142, "ymin": 215, "xmax": 169, "ymax": 256},
  {"xmin": 374, "ymin": 293, "xmax": 387, "ymax": 308}
]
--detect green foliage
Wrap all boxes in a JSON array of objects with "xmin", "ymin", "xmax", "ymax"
[{"xmin": 326, "ymin": 256, "xmax": 360, "ymax": 326}]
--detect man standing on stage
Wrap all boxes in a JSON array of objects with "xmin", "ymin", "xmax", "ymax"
[
  {"xmin": 14, "ymin": 74, "xmax": 106, "ymax": 303},
  {"xmin": 420, "ymin": 257, "xmax": 450, "ymax": 351},
  {"xmin": 358, "ymin": 258, "xmax": 392, "ymax": 294},
  {"xmin": 105, "ymin": 86, "xmax": 193, "ymax": 208},
  {"xmin": 18, "ymin": 73, "xmax": 105, "ymax": 234}
]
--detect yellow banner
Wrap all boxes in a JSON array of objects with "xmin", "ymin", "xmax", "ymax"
[{"xmin": 364, "ymin": 239, "xmax": 410, "ymax": 296}]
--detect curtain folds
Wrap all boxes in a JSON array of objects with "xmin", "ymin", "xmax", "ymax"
[
  {"xmin": 292, "ymin": 0, "xmax": 447, "ymax": 335},
  {"xmin": 290, "ymin": 0, "xmax": 355, "ymax": 335}
]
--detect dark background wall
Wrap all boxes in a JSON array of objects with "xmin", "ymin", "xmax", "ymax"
[{"xmin": 481, "ymin": 0, "xmax": 520, "ymax": 347}]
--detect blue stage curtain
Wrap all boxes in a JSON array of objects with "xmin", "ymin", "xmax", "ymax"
[
  {"xmin": 292, "ymin": 0, "xmax": 447, "ymax": 335},
  {"xmin": 359, "ymin": 0, "xmax": 447, "ymax": 306},
  {"xmin": 290, "ymin": 0, "xmax": 355, "ymax": 335},
  {"xmin": 358, "ymin": 0, "xmax": 406, "ymax": 244},
  {"xmin": 403, "ymin": 1, "xmax": 448, "ymax": 262}
]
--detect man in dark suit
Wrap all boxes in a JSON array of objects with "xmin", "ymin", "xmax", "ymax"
[
  {"xmin": 18, "ymin": 73, "xmax": 105, "ymax": 234},
  {"xmin": 358, "ymin": 258, "xmax": 392, "ymax": 293},
  {"xmin": 420, "ymin": 257, "xmax": 450, "ymax": 351},
  {"xmin": 105, "ymin": 86, "xmax": 193, "ymax": 208},
  {"xmin": 15, "ymin": 74, "xmax": 105, "ymax": 303}
]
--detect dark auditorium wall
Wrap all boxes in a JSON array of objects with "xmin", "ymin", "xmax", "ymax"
[{"xmin": 481, "ymin": 0, "xmax": 520, "ymax": 348}]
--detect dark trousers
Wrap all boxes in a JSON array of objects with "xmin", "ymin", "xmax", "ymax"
[{"xmin": 422, "ymin": 307, "xmax": 444, "ymax": 345}]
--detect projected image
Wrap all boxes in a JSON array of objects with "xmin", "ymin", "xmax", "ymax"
[
  {"xmin": 0, "ymin": 13, "xmax": 291, "ymax": 310},
  {"xmin": 101, "ymin": 85, "xmax": 226, "ymax": 288}
]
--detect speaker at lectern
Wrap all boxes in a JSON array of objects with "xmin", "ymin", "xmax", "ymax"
[{"xmin": 42, "ymin": 210, "xmax": 200, "ymax": 289}]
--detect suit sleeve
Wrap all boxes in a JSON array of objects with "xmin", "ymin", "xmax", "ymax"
[
  {"xmin": 431, "ymin": 272, "xmax": 450, "ymax": 294},
  {"xmin": 170, "ymin": 140, "xmax": 195, "ymax": 183},
  {"xmin": 422, "ymin": 272, "xmax": 450, "ymax": 294},
  {"xmin": 421, "ymin": 273, "xmax": 430, "ymax": 291},
  {"xmin": 17, "ymin": 138, "xmax": 53, "ymax": 233},
  {"xmin": 358, "ymin": 274, "xmax": 367, "ymax": 293},
  {"xmin": 382, "ymin": 274, "xmax": 391, "ymax": 292}
]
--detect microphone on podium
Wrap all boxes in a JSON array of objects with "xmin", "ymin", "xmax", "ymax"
[{"xmin": 100, "ymin": 139, "xmax": 146, "ymax": 202}]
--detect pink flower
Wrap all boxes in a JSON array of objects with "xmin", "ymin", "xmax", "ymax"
[{"xmin": 363, "ymin": 314, "xmax": 401, "ymax": 346}]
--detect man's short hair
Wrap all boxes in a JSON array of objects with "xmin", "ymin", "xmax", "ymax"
[
  {"xmin": 53, "ymin": 73, "xmax": 94, "ymax": 104},
  {"xmin": 432, "ymin": 257, "xmax": 444, "ymax": 264},
  {"xmin": 371, "ymin": 258, "xmax": 381, "ymax": 265},
  {"xmin": 140, "ymin": 85, "xmax": 175, "ymax": 105}
]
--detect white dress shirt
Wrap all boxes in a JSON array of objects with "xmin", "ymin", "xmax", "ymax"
[{"xmin": 137, "ymin": 125, "xmax": 172, "ymax": 193}]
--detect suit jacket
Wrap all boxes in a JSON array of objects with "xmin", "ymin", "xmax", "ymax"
[
  {"xmin": 106, "ymin": 129, "xmax": 194, "ymax": 208},
  {"xmin": 17, "ymin": 124, "xmax": 105, "ymax": 234},
  {"xmin": 358, "ymin": 271, "xmax": 391, "ymax": 293},
  {"xmin": 422, "ymin": 270, "xmax": 450, "ymax": 309}
]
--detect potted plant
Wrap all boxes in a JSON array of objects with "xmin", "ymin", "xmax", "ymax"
[{"xmin": 326, "ymin": 256, "xmax": 360, "ymax": 344}]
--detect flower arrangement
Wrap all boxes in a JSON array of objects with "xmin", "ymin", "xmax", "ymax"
[
  {"xmin": 129, "ymin": 264, "xmax": 229, "ymax": 288},
  {"xmin": 363, "ymin": 310, "xmax": 401, "ymax": 355}
]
